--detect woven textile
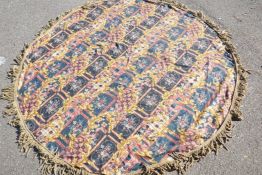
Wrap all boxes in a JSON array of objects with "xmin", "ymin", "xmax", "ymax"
[{"xmin": 11, "ymin": 0, "xmax": 241, "ymax": 174}]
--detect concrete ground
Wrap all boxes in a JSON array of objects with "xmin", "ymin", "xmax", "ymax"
[{"xmin": 0, "ymin": 0, "xmax": 261, "ymax": 175}]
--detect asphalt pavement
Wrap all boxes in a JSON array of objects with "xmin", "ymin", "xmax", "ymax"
[{"xmin": 0, "ymin": 0, "xmax": 261, "ymax": 175}]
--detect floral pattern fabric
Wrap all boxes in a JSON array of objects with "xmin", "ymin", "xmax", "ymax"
[{"xmin": 17, "ymin": 0, "xmax": 237, "ymax": 174}]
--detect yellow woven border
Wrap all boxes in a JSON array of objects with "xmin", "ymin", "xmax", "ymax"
[{"xmin": 0, "ymin": 0, "xmax": 247, "ymax": 175}]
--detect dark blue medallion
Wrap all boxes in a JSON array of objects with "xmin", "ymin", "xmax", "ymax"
[
  {"xmin": 86, "ymin": 56, "xmax": 108, "ymax": 77},
  {"xmin": 110, "ymin": 73, "xmax": 133, "ymax": 91},
  {"xmin": 28, "ymin": 46, "xmax": 48, "ymax": 62},
  {"xmin": 63, "ymin": 76, "xmax": 88, "ymax": 96},
  {"xmin": 138, "ymin": 89, "xmax": 162, "ymax": 114},
  {"xmin": 38, "ymin": 95, "xmax": 63, "ymax": 121},
  {"xmin": 89, "ymin": 137, "xmax": 117, "ymax": 168},
  {"xmin": 49, "ymin": 32, "xmax": 69, "ymax": 48},
  {"xmin": 113, "ymin": 114, "xmax": 142, "ymax": 139},
  {"xmin": 157, "ymin": 71, "xmax": 182, "ymax": 91},
  {"xmin": 175, "ymin": 52, "xmax": 196, "ymax": 72}
]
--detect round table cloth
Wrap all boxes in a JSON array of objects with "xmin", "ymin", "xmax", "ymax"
[{"xmin": 2, "ymin": 0, "xmax": 246, "ymax": 175}]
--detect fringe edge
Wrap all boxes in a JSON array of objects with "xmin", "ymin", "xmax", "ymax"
[{"xmin": 0, "ymin": 0, "xmax": 247, "ymax": 175}]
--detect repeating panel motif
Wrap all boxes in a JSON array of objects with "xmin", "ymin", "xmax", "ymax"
[{"xmin": 17, "ymin": 0, "xmax": 237, "ymax": 174}]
